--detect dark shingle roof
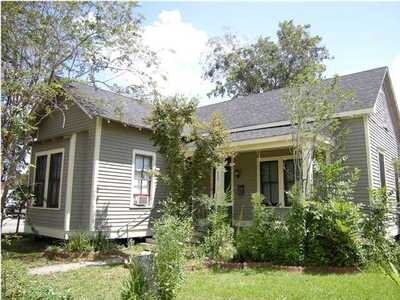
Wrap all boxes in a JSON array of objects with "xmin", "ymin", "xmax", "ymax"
[
  {"xmin": 66, "ymin": 67, "xmax": 388, "ymax": 139},
  {"xmin": 67, "ymin": 81, "xmax": 152, "ymax": 129},
  {"xmin": 197, "ymin": 66, "xmax": 388, "ymax": 130}
]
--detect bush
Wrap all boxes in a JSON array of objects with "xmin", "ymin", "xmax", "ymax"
[
  {"xmin": 121, "ymin": 257, "xmax": 154, "ymax": 300},
  {"xmin": 201, "ymin": 194, "xmax": 236, "ymax": 262},
  {"xmin": 92, "ymin": 232, "xmax": 117, "ymax": 252},
  {"xmin": 303, "ymin": 200, "xmax": 364, "ymax": 267},
  {"xmin": 235, "ymin": 193, "xmax": 293, "ymax": 264},
  {"xmin": 153, "ymin": 214, "xmax": 192, "ymax": 300},
  {"xmin": 362, "ymin": 189, "xmax": 400, "ymax": 266},
  {"xmin": 64, "ymin": 232, "xmax": 93, "ymax": 253}
]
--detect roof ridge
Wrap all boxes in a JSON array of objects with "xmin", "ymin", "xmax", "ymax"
[{"xmin": 198, "ymin": 66, "xmax": 388, "ymax": 109}]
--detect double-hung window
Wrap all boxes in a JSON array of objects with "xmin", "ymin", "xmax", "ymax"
[
  {"xmin": 33, "ymin": 149, "xmax": 64, "ymax": 209},
  {"xmin": 259, "ymin": 157, "xmax": 300, "ymax": 207},
  {"xmin": 131, "ymin": 150, "xmax": 156, "ymax": 207}
]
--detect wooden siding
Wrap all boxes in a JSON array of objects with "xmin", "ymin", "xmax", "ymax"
[
  {"xmin": 340, "ymin": 118, "xmax": 370, "ymax": 203},
  {"xmin": 367, "ymin": 87, "xmax": 400, "ymax": 235},
  {"xmin": 96, "ymin": 122, "xmax": 167, "ymax": 238},
  {"xmin": 27, "ymin": 104, "xmax": 96, "ymax": 236}
]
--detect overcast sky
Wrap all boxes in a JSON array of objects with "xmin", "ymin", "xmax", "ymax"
[{"xmin": 109, "ymin": 2, "xmax": 400, "ymax": 107}]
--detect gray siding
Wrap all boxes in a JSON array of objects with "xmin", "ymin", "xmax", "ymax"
[
  {"xmin": 367, "ymin": 87, "xmax": 399, "ymax": 234},
  {"xmin": 38, "ymin": 104, "xmax": 93, "ymax": 140},
  {"xmin": 27, "ymin": 103, "xmax": 96, "ymax": 236},
  {"xmin": 341, "ymin": 118, "xmax": 370, "ymax": 203},
  {"xmin": 96, "ymin": 122, "xmax": 167, "ymax": 238}
]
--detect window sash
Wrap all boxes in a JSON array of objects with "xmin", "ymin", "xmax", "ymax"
[
  {"xmin": 133, "ymin": 153, "xmax": 154, "ymax": 206},
  {"xmin": 34, "ymin": 155, "xmax": 47, "ymax": 207},
  {"xmin": 260, "ymin": 160, "xmax": 279, "ymax": 206},
  {"xmin": 33, "ymin": 151, "xmax": 63, "ymax": 208}
]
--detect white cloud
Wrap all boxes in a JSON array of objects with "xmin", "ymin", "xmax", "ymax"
[
  {"xmin": 389, "ymin": 54, "xmax": 400, "ymax": 108},
  {"xmin": 142, "ymin": 10, "xmax": 218, "ymax": 105}
]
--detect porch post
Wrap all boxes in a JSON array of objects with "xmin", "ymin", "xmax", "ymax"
[
  {"xmin": 302, "ymin": 141, "xmax": 314, "ymax": 197},
  {"xmin": 215, "ymin": 163, "xmax": 225, "ymax": 201}
]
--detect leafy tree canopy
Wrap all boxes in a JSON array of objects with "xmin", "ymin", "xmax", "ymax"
[
  {"xmin": 1, "ymin": 1, "xmax": 158, "ymax": 214},
  {"xmin": 203, "ymin": 20, "xmax": 330, "ymax": 98}
]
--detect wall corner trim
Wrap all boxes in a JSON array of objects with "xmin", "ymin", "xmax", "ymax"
[
  {"xmin": 363, "ymin": 115, "xmax": 373, "ymax": 188},
  {"xmin": 64, "ymin": 133, "xmax": 77, "ymax": 233},
  {"xmin": 89, "ymin": 117, "xmax": 102, "ymax": 231}
]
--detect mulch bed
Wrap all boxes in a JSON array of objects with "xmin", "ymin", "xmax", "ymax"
[{"xmin": 205, "ymin": 261, "xmax": 359, "ymax": 274}]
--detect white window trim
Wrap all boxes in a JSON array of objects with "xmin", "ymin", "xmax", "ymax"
[
  {"xmin": 31, "ymin": 148, "xmax": 65, "ymax": 210},
  {"xmin": 130, "ymin": 149, "xmax": 157, "ymax": 209},
  {"xmin": 257, "ymin": 155, "xmax": 296, "ymax": 208}
]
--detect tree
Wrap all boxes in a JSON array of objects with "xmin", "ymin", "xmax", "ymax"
[
  {"xmin": 147, "ymin": 96, "xmax": 226, "ymax": 219},
  {"xmin": 282, "ymin": 75, "xmax": 355, "ymax": 196},
  {"xmin": 203, "ymin": 20, "xmax": 330, "ymax": 98},
  {"xmin": 1, "ymin": 2, "xmax": 158, "ymax": 218}
]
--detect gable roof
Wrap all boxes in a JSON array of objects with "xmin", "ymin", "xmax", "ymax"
[
  {"xmin": 66, "ymin": 81, "xmax": 152, "ymax": 129},
  {"xmin": 66, "ymin": 67, "xmax": 392, "ymax": 138},
  {"xmin": 197, "ymin": 66, "xmax": 388, "ymax": 130}
]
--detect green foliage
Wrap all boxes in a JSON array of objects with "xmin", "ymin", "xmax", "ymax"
[
  {"xmin": 64, "ymin": 232, "xmax": 93, "ymax": 253},
  {"xmin": 302, "ymin": 199, "xmax": 364, "ymax": 267},
  {"xmin": 381, "ymin": 262, "xmax": 400, "ymax": 290},
  {"xmin": 153, "ymin": 214, "xmax": 192, "ymax": 300},
  {"xmin": 92, "ymin": 232, "xmax": 117, "ymax": 252},
  {"xmin": 201, "ymin": 194, "xmax": 236, "ymax": 262},
  {"xmin": 313, "ymin": 156, "xmax": 360, "ymax": 202},
  {"xmin": 121, "ymin": 258, "xmax": 154, "ymax": 300},
  {"xmin": 1, "ymin": 260, "xmax": 72, "ymax": 299},
  {"xmin": 203, "ymin": 20, "xmax": 330, "ymax": 98},
  {"xmin": 362, "ymin": 189, "xmax": 400, "ymax": 266},
  {"xmin": 147, "ymin": 96, "xmax": 226, "ymax": 218}
]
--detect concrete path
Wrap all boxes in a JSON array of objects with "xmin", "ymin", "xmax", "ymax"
[{"xmin": 29, "ymin": 257, "xmax": 125, "ymax": 276}]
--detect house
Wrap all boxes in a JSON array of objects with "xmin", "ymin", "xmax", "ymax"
[{"xmin": 25, "ymin": 66, "xmax": 400, "ymax": 239}]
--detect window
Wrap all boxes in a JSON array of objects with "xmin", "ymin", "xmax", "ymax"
[
  {"xmin": 33, "ymin": 149, "xmax": 64, "ymax": 209},
  {"xmin": 283, "ymin": 159, "xmax": 300, "ymax": 206},
  {"xmin": 132, "ymin": 150, "xmax": 156, "ymax": 207},
  {"xmin": 395, "ymin": 165, "xmax": 399, "ymax": 203},
  {"xmin": 379, "ymin": 152, "xmax": 386, "ymax": 188},
  {"xmin": 259, "ymin": 156, "xmax": 300, "ymax": 207},
  {"xmin": 260, "ymin": 161, "xmax": 279, "ymax": 206}
]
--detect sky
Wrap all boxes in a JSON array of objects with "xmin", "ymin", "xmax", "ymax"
[{"xmin": 114, "ymin": 2, "xmax": 400, "ymax": 106}]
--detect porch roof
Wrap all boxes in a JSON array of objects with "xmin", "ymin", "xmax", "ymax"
[{"xmin": 230, "ymin": 125, "xmax": 294, "ymax": 142}]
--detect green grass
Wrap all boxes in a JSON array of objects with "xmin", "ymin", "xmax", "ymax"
[
  {"xmin": 1, "ymin": 234, "xmax": 61, "ymax": 268},
  {"xmin": 33, "ymin": 266, "xmax": 400, "ymax": 300},
  {"xmin": 3, "ymin": 235, "xmax": 399, "ymax": 299}
]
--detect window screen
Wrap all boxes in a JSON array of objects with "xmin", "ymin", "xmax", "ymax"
[{"xmin": 34, "ymin": 155, "xmax": 47, "ymax": 207}]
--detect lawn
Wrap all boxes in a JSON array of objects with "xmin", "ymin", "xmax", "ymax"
[
  {"xmin": 2, "ymin": 234, "xmax": 399, "ymax": 299},
  {"xmin": 34, "ymin": 266, "xmax": 400, "ymax": 300}
]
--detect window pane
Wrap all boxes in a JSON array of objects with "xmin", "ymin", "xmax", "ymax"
[
  {"xmin": 143, "ymin": 156, "xmax": 152, "ymax": 170},
  {"xmin": 34, "ymin": 155, "xmax": 47, "ymax": 207},
  {"xmin": 47, "ymin": 153, "xmax": 62, "ymax": 208},
  {"xmin": 260, "ymin": 161, "xmax": 279, "ymax": 206},
  {"xmin": 379, "ymin": 153, "xmax": 386, "ymax": 188},
  {"xmin": 135, "ymin": 155, "xmax": 144, "ymax": 171},
  {"xmin": 284, "ymin": 159, "xmax": 300, "ymax": 206}
]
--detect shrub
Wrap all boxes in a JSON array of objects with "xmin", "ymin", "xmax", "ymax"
[
  {"xmin": 92, "ymin": 232, "xmax": 117, "ymax": 252},
  {"xmin": 303, "ymin": 199, "xmax": 364, "ymax": 267},
  {"xmin": 121, "ymin": 257, "xmax": 154, "ymax": 300},
  {"xmin": 153, "ymin": 214, "xmax": 192, "ymax": 300},
  {"xmin": 235, "ymin": 193, "xmax": 292, "ymax": 264},
  {"xmin": 64, "ymin": 232, "xmax": 93, "ymax": 253},
  {"xmin": 202, "ymin": 194, "xmax": 236, "ymax": 262},
  {"xmin": 362, "ymin": 189, "xmax": 400, "ymax": 266}
]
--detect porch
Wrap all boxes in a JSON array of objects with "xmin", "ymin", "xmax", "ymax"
[{"xmin": 209, "ymin": 134, "xmax": 315, "ymax": 225}]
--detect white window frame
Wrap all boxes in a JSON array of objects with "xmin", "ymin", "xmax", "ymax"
[
  {"xmin": 31, "ymin": 148, "xmax": 64, "ymax": 210},
  {"xmin": 257, "ymin": 155, "xmax": 297, "ymax": 208},
  {"xmin": 130, "ymin": 149, "xmax": 157, "ymax": 208}
]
